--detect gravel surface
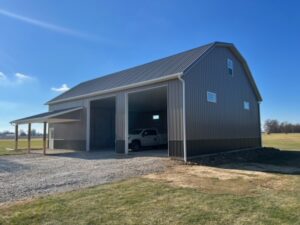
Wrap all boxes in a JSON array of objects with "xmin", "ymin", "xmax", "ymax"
[{"xmin": 0, "ymin": 150, "xmax": 170, "ymax": 203}]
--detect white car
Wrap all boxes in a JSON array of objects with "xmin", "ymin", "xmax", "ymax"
[{"xmin": 128, "ymin": 128, "xmax": 167, "ymax": 151}]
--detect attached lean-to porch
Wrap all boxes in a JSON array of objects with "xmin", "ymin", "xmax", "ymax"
[{"xmin": 10, "ymin": 107, "xmax": 83, "ymax": 154}]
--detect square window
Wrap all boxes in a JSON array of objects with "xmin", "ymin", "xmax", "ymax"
[
  {"xmin": 207, "ymin": 91, "xmax": 217, "ymax": 103},
  {"xmin": 227, "ymin": 58, "xmax": 233, "ymax": 76},
  {"xmin": 153, "ymin": 115, "xmax": 160, "ymax": 120},
  {"xmin": 244, "ymin": 101, "xmax": 250, "ymax": 110}
]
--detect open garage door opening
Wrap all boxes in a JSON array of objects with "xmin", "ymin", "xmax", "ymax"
[
  {"xmin": 90, "ymin": 97, "xmax": 116, "ymax": 151},
  {"xmin": 128, "ymin": 87, "xmax": 168, "ymax": 153}
]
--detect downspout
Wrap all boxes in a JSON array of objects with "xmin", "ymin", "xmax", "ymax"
[{"xmin": 178, "ymin": 74, "xmax": 187, "ymax": 162}]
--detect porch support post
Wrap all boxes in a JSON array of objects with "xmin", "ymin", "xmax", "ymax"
[
  {"xmin": 115, "ymin": 93, "xmax": 128, "ymax": 154},
  {"xmin": 86, "ymin": 100, "xmax": 90, "ymax": 152},
  {"xmin": 47, "ymin": 124, "xmax": 49, "ymax": 149},
  {"xmin": 43, "ymin": 122, "xmax": 47, "ymax": 155},
  {"xmin": 27, "ymin": 123, "xmax": 31, "ymax": 153},
  {"xmin": 14, "ymin": 124, "xmax": 19, "ymax": 150}
]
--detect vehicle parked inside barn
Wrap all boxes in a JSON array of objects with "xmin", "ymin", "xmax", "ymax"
[{"xmin": 128, "ymin": 128, "xmax": 167, "ymax": 151}]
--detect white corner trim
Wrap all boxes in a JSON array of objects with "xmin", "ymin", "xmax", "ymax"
[
  {"xmin": 178, "ymin": 75, "xmax": 187, "ymax": 162},
  {"xmin": 47, "ymin": 72, "xmax": 183, "ymax": 105}
]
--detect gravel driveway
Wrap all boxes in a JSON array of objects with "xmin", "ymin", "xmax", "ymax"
[{"xmin": 0, "ymin": 150, "xmax": 169, "ymax": 203}]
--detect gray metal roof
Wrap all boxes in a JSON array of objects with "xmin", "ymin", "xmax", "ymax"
[
  {"xmin": 47, "ymin": 42, "xmax": 214, "ymax": 104},
  {"xmin": 11, "ymin": 107, "xmax": 83, "ymax": 124},
  {"xmin": 47, "ymin": 42, "xmax": 262, "ymax": 104}
]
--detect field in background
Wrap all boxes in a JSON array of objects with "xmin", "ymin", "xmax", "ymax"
[
  {"xmin": 262, "ymin": 133, "xmax": 300, "ymax": 150},
  {"xmin": 0, "ymin": 138, "xmax": 43, "ymax": 156},
  {"xmin": 0, "ymin": 133, "xmax": 300, "ymax": 156}
]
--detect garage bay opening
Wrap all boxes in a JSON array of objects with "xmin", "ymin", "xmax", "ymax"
[
  {"xmin": 90, "ymin": 97, "xmax": 116, "ymax": 151},
  {"xmin": 128, "ymin": 87, "xmax": 168, "ymax": 153}
]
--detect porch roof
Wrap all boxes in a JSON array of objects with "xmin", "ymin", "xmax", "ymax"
[{"xmin": 10, "ymin": 107, "xmax": 83, "ymax": 125}]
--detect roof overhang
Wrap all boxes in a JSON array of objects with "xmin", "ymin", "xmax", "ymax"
[
  {"xmin": 46, "ymin": 42, "xmax": 262, "ymax": 105},
  {"xmin": 11, "ymin": 107, "xmax": 83, "ymax": 125},
  {"xmin": 47, "ymin": 72, "xmax": 183, "ymax": 105}
]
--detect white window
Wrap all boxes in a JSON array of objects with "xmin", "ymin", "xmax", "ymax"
[
  {"xmin": 207, "ymin": 91, "xmax": 217, "ymax": 103},
  {"xmin": 244, "ymin": 101, "xmax": 250, "ymax": 110},
  {"xmin": 227, "ymin": 58, "xmax": 233, "ymax": 76},
  {"xmin": 152, "ymin": 115, "xmax": 160, "ymax": 120}
]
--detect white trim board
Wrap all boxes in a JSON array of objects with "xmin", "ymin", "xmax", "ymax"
[{"xmin": 47, "ymin": 73, "xmax": 183, "ymax": 105}]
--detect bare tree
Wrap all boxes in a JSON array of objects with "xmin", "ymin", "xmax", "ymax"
[
  {"xmin": 265, "ymin": 119, "xmax": 300, "ymax": 134},
  {"xmin": 264, "ymin": 119, "xmax": 280, "ymax": 134}
]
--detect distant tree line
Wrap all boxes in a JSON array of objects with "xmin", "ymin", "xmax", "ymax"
[
  {"xmin": 264, "ymin": 119, "xmax": 300, "ymax": 134},
  {"xmin": 0, "ymin": 129, "xmax": 42, "ymax": 137}
]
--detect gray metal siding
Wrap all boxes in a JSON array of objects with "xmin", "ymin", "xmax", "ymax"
[
  {"xmin": 49, "ymin": 100, "xmax": 85, "ymax": 111},
  {"xmin": 48, "ymin": 100, "xmax": 87, "ymax": 150},
  {"xmin": 167, "ymin": 79, "xmax": 184, "ymax": 158},
  {"xmin": 184, "ymin": 46, "xmax": 260, "ymax": 157},
  {"xmin": 115, "ymin": 93, "xmax": 126, "ymax": 144},
  {"xmin": 168, "ymin": 80, "xmax": 183, "ymax": 141}
]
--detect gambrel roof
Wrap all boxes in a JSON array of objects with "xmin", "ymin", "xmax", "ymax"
[{"xmin": 48, "ymin": 42, "xmax": 262, "ymax": 104}]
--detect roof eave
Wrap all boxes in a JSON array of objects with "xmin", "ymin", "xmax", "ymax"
[
  {"xmin": 46, "ymin": 72, "xmax": 183, "ymax": 105},
  {"xmin": 11, "ymin": 107, "xmax": 83, "ymax": 125}
]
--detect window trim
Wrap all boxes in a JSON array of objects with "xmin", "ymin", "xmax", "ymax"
[
  {"xmin": 207, "ymin": 91, "xmax": 217, "ymax": 103},
  {"xmin": 227, "ymin": 58, "xmax": 233, "ymax": 76},
  {"xmin": 243, "ymin": 101, "xmax": 250, "ymax": 110}
]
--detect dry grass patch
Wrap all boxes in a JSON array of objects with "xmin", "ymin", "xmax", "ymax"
[{"xmin": 145, "ymin": 164, "xmax": 297, "ymax": 195}]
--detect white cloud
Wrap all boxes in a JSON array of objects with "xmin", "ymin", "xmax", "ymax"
[
  {"xmin": 15, "ymin": 72, "xmax": 34, "ymax": 83},
  {"xmin": 15, "ymin": 72, "xmax": 31, "ymax": 79},
  {"xmin": 51, "ymin": 84, "xmax": 70, "ymax": 93},
  {"xmin": 0, "ymin": 72, "xmax": 35, "ymax": 86},
  {"xmin": 0, "ymin": 8, "xmax": 98, "ymax": 41},
  {"xmin": 0, "ymin": 72, "xmax": 7, "ymax": 80}
]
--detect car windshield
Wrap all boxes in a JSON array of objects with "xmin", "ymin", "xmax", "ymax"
[{"xmin": 129, "ymin": 129, "xmax": 143, "ymax": 135}]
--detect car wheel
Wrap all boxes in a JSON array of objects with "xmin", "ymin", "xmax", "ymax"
[{"xmin": 131, "ymin": 141, "xmax": 141, "ymax": 151}]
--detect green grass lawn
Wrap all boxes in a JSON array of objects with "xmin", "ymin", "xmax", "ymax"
[
  {"xmin": 262, "ymin": 133, "xmax": 300, "ymax": 150},
  {"xmin": 0, "ymin": 135, "xmax": 300, "ymax": 224},
  {"xmin": 0, "ymin": 176, "xmax": 299, "ymax": 225},
  {"xmin": 0, "ymin": 138, "xmax": 43, "ymax": 156}
]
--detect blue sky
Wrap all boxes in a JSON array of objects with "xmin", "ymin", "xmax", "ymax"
[{"xmin": 0, "ymin": 0, "xmax": 299, "ymax": 132}]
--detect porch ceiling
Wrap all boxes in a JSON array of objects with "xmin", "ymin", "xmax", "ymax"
[{"xmin": 10, "ymin": 107, "xmax": 83, "ymax": 125}]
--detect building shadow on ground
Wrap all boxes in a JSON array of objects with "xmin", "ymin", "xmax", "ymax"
[
  {"xmin": 37, "ymin": 148, "xmax": 168, "ymax": 160},
  {"xmin": 191, "ymin": 148, "xmax": 300, "ymax": 175}
]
